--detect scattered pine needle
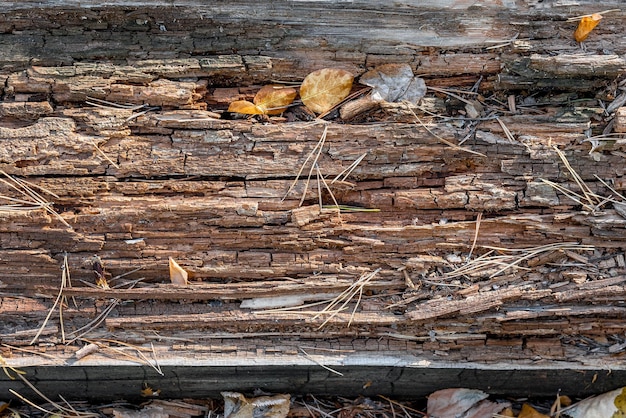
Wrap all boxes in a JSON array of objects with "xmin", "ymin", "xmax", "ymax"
[
  {"xmin": 66, "ymin": 300, "xmax": 120, "ymax": 344},
  {"xmin": 445, "ymin": 242, "xmax": 594, "ymax": 279},
  {"xmin": 89, "ymin": 138, "xmax": 120, "ymax": 169},
  {"xmin": 314, "ymin": 268, "xmax": 381, "ymax": 329},
  {"xmin": 331, "ymin": 152, "xmax": 367, "ymax": 184},
  {"xmin": 283, "ymin": 126, "xmax": 365, "ymax": 214},
  {"xmin": 0, "ymin": 170, "xmax": 72, "ymax": 229},
  {"xmin": 282, "ymin": 125, "xmax": 328, "ymax": 204},
  {"xmin": 316, "ymin": 164, "xmax": 341, "ymax": 211},
  {"xmin": 566, "ymin": 9, "xmax": 620, "ymax": 21},
  {"xmin": 0, "ymin": 354, "xmax": 26, "ymax": 380},
  {"xmin": 1, "ymin": 344, "xmax": 64, "ymax": 362},
  {"xmin": 541, "ymin": 146, "xmax": 612, "ymax": 213},
  {"xmin": 85, "ymin": 96, "xmax": 147, "ymax": 110},
  {"xmin": 404, "ymin": 102, "xmax": 486, "ymax": 157},
  {"xmin": 298, "ymin": 347, "xmax": 343, "ymax": 376},
  {"xmin": 467, "ymin": 212, "xmax": 482, "ymax": 262},
  {"xmin": 255, "ymin": 269, "xmax": 381, "ymax": 329},
  {"xmin": 81, "ymin": 338, "xmax": 163, "ymax": 375},
  {"xmin": 11, "ymin": 372, "xmax": 99, "ymax": 417},
  {"xmin": 495, "ymin": 117, "xmax": 515, "ymax": 143},
  {"xmin": 31, "ymin": 254, "xmax": 70, "ymax": 345}
]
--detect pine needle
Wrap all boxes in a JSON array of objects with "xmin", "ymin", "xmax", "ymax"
[
  {"xmin": 65, "ymin": 300, "xmax": 119, "ymax": 344},
  {"xmin": 299, "ymin": 347, "xmax": 343, "ymax": 376},
  {"xmin": 82, "ymin": 338, "xmax": 163, "ymax": 375},
  {"xmin": 89, "ymin": 138, "xmax": 120, "ymax": 169},
  {"xmin": 404, "ymin": 103, "xmax": 487, "ymax": 157},
  {"xmin": 446, "ymin": 242, "xmax": 594, "ymax": 279},
  {"xmin": 282, "ymin": 125, "xmax": 328, "ymax": 204},
  {"xmin": 255, "ymin": 269, "xmax": 381, "ymax": 330},
  {"xmin": 0, "ymin": 170, "xmax": 71, "ymax": 229},
  {"xmin": 12, "ymin": 372, "xmax": 99, "ymax": 417},
  {"xmin": 314, "ymin": 268, "xmax": 381, "ymax": 329},
  {"xmin": 0, "ymin": 354, "xmax": 26, "ymax": 380},
  {"xmin": 331, "ymin": 152, "xmax": 367, "ymax": 184},
  {"xmin": 467, "ymin": 212, "xmax": 482, "ymax": 262},
  {"xmin": 31, "ymin": 254, "xmax": 70, "ymax": 345},
  {"xmin": 541, "ymin": 146, "xmax": 612, "ymax": 213}
]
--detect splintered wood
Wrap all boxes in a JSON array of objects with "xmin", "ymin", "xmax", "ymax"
[{"xmin": 1, "ymin": 0, "xmax": 626, "ymax": 377}]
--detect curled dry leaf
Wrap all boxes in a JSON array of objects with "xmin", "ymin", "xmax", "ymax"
[
  {"xmin": 518, "ymin": 404, "xmax": 549, "ymax": 418},
  {"xmin": 574, "ymin": 13, "xmax": 602, "ymax": 42},
  {"xmin": 228, "ymin": 100, "xmax": 264, "ymax": 115},
  {"xmin": 168, "ymin": 257, "xmax": 188, "ymax": 285},
  {"xmin": 427, "ymin": 388, "xmax": 510, "ymax": 418},
  {"xmin": 254, "ymin": 85, "xmax": 297, "ymax": 115},
  {"xmin": 359, "ymin": 63, "xmax": 426, "ymax": 104},
  {"xmin": 300, "ymin": 68, "xmax": 354, "ymax": 114},
  {"xmin": 228, "ymin": 85, "xmax": 297, "ymax": 115},
  {"xmin": 565, "ymin": 387, "xmax": 626, "ymax": 418}
]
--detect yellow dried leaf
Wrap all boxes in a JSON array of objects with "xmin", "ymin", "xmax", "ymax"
[
  {"xmin": 168, "ymin": 257, "xmax": 188, "ymax": 285},
  {"xmin": 228, "ymin": 100, "xmax": 264, "ymax": 115},
  {"xmin": 574, "ymin": 13, "xmax": 602, "ymax": 42},
  {"xmin": 300, "ymin": 68, "xmax": 353, "ymax": 114},
  {"xmin": 140, "ymin": 384, "xmax": 161, "ymax": 397},
  {"xmin": 254, "ymin": 85, "xmax": 297, "ymax": 115},
  {"xmin": 518, "ymin": 404, "xmax": 549, "ymax": 418},
  {"xmin": 499, "ymin": 407, "xmax": 515, "ymax": 417},
  {"xmin": 96, "ymin": 276, "xmax": 110, "ymax": 289}
]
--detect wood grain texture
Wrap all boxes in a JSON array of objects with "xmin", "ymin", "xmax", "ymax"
[{"xmin": 1, "ymin": 0, "xmax": 626, "ymax": 399}]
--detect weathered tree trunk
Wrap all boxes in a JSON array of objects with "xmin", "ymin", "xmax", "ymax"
[{"xmin": 1, "ymin": 0, "xmax": 626, "ymax": 400}]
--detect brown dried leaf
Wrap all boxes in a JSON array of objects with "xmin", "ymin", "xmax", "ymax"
[
  {"xmin": 254, "ymin": 85, "xmax": 297, "ymax": 115},
  {"xmin": 300, "ymin": 68, "xmax": 353, "ymax": 114},
  {"xmin": 168, "ymin": 257, "xmax": 188, "ymax": 285},
  {"xmin": 228, "ymin": 100, "xmax": 263, "ymax": 115},
  {"xmin": 518, "ymin": 404, "xmax": 549, "ymax": 418}
]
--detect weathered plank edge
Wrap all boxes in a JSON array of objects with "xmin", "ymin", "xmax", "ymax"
[{"xmin": 1, "ymin": 356, "xmax": 624, "ymax": 400}]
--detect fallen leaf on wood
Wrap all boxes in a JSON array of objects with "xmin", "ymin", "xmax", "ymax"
[
  {"xmin": 228, "ymin": 85, "xmax": 296, "ymax": 115},
  {"xmin": 168, "ymin": 257, "xmax": 188, "ymax": 285},
  {"xmin": 574, "ymin": 13, "xmax": 602, "ymax": 42},
  {"xmin": 228, "ymin": 100, "xmax": 264, "ymax": 115},
  {"xmin": 300, "ymin": 68, "xmax": 353, "ymax": 114},
  {"xmin": 463, "ymin": 400, "xmax": 510, "ymax": 418},
  {"xmin": 222, "ymin": 392, "xmax": 290, "ymax": 418},
  {"xmin": 565, "ymin": 387, "xmax": 626, "ymax": 418},
  {"xmin": 427, "ymin": 388, "xmax": 510, "ymax": 418},
  {"xmin": 140, "ymin": 384, "xmax": 161, "ymax": 398},
  {"xmin": 359, "ymin": 63, "xmax": 426, "ymax": 104},
  {"xmin": 518, "ymin": 403, "xmax": 549, "ymax": 418},
  {"xmin": 254, "ymin": 85, "xmax": 297, "ymax": 115},
  {"xmin": 500, "ymin": 407, "xmax": 516, "ymax": 417}
]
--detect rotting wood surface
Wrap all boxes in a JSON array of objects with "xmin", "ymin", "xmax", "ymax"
[{"xmin": 1, "ymin": 0, "xmax": 626, "ymax": 398}]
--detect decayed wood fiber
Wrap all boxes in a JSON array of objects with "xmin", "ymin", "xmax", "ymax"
[{"xmin": 1, "ymin": 0, "xmax": 626, "ymax": 367}]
